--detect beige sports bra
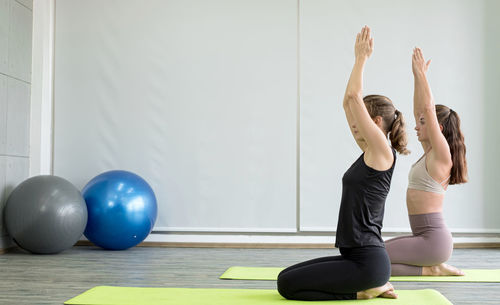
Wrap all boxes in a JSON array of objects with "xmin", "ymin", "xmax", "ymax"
[{"xmin": 408, "ymin": 154, "xmax": 449, "ymax": 194}]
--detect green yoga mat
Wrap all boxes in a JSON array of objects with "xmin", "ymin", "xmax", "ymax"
[
  {"xmin": 65, "ymin": 286, "xmax": 452, "ymax": 305},
  {"xmin": 220, "ymin": 266, "xmax": 500, "ymax": 282}
]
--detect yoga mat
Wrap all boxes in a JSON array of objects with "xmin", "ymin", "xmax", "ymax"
[
  {"xmin": 65, "ymin": 286, "xmax": 452, "ymax": 305},
  {"xmin": 220, "ymin": 266, "xmax": 500, "ymax": 282}
]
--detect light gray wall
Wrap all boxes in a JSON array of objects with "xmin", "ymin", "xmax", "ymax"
[
  {"xmin": 483, "ymin": 0, "xmax": 500, "ymax": 229},
  {"xmin": 0, "ymin": 0, "xmax": 32, "ymax": 250},
  {"xmin": 54, "ymin": 0, "xmax": 298, "ymax": 232},
  {"xmin": 299, "ymin": 0, "xmax": 487, "ymax": 232},
  {"xmin": 52, "ymin": 0, "xmax": 499, "ymax": 236}
]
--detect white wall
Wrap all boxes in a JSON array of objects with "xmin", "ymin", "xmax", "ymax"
[
  {"xmin": 299, "ymin": 0, "xmax": 487, "ymax": 232},
  {"xmin": 0, "ymin": 0, "xmax": 32, "ymax": 249},
  {"xmin": 482, "ymin": 0, "xmax": 500, "ymax": 229},
  {"xmin": 30, "ymin": 0, "xmax": 53, "ymax": 176},
  {"xmin": 37, "ymin": 0, "xmax": 499, "ymax": 239},
  {"xmin": 53, "ymin": 0, "xmax": 298, "ymax": 232}
]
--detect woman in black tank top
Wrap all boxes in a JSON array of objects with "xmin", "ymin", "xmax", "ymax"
[{"xmin": 277, "ymin": 26, "xmax": 409, "ymax": 301}]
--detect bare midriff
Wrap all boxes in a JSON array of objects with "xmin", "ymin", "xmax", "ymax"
[{"xmin": 406, "ymin": 188, "xmax": 444, "ymax": 215}]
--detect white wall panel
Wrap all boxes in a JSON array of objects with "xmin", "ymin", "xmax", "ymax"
[
  {"xmin": 0, "ymin": 75, "xmax": 7, "ymax": 154},
  {"xmin": 0, "ymin": 0, "xmax": 9, "ymax": 74},
  {"xmin": 8, "ymin": 0, "xmax": 32, "ymax": 82},
  {"xmin": 5, "ymin": 156, "xmax": 28, "ymax": 193},
  {"xmin": 54, "ymin": 0, "xmax": 298, "ymax": 232},
  {"xmin": 482, "ymin": 0, "xmax": 500, "ymax": 230},
  {"xmin": 52, "ymin": 0, "xmax": 496, "ymax": 235},
  {"xmin": 15, "ymin": 0, "xmax": 32, "ymax": 10},
  {"xmin": 6, "ymin": 77, "xmax": 30, "ymax": 156},
  {"xmin": 29, "ymin": 0, "xmax": 54, "ymax": 176},
  {"xmin": 0, "ymin": 0, "xmax": 32, "ymax": 251},
  {"xmin": 299, "ymin": 0, "xmax": 487, "ymax": 232}
]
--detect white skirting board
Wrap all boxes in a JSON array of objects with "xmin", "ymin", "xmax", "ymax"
[{"xmin": 140, "ymin": 233, "xmax": 500, "ymax": 245}]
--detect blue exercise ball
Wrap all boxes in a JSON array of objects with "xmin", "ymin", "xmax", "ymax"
[{"xmin": 82, "ymin": 170, "xmax": 157, "ymax": 250}]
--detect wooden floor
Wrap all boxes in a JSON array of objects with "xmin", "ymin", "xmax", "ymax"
[{"xmin": 0, "ymin": 246, "xmax": 499, "ymax": 304}]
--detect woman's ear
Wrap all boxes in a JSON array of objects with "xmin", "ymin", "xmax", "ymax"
[
  {"xmin": 439, "ymin": 124, "xmax": 444, "ymax": 132},
  {"xmin": 374, "ymin": 116, "xmax": 383, "ymax": 127}
]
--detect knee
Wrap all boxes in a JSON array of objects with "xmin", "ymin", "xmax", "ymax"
[
  {"xmin": 428, "ymin": 238, "xmax": 453, "ymax": 265},
  {"xmin": 276, "ymin": 274, "xmax": 294, "ymax": 300},
  {"xmin": 433, "ymin": 247, "xmax": 453, "ymax": 265},
  {"xmin": 363, "ymin": 256, "xmax": 391, "ymax": 288},
  {"xmin": 369, "ymin": 266, "xmax": 391, "ymax": 288},
  {"xmin": 385, "ymin": 236, "xmax": 412, "ymax": 263}
]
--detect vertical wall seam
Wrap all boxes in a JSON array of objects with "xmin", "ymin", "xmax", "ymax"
[
  {"xmin": 296, "ymin": 0, "xmax": 301, "ymax": 232},
  {"xmin": 50, "ymin": 0, "xmax": 56, "ymax": 174}
]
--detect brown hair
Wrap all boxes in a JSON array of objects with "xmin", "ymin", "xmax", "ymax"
[
  {"xmin": 435, "ymin": 104, "xmax": 468, "ymax": 184},
  {"xmin": 363, "ymin": 95, "xmax": 410, "ymax": 155}
]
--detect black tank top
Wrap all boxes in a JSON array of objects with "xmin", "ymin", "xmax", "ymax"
[{"xmin": 335, "ymin": 148, "xmax": 396, "ymax": 248}]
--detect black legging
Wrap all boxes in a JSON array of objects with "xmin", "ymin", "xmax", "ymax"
[{"xmin": 277, "ymin": 246, "xmax": 390, "ymax": 300}]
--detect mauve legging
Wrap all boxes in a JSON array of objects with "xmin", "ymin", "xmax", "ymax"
[{"xmin": 385, "ymin": 212, "xmax": 453, "ymax": 275}]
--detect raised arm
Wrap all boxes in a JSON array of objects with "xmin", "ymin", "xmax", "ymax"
[
  {"xmin": 412, "ymin": 48, "xmax": 451, "ymax": 163},
  {"xmin": 343, "ymin": 26, "xmax": 391, "ymax": 159}
]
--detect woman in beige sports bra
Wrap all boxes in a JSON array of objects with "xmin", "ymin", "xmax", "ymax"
[{"xmin": 385, "ymin": 47, "xmax": 468, "ymax": 276}]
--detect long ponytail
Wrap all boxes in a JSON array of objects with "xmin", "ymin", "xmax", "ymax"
[
  {"xmin": 389, "ymin": 110, "xmax": 410, "ymax": 155},
  {"xmin": 436, "ymin": 105, "xmax": 468, "ymax": 184}
]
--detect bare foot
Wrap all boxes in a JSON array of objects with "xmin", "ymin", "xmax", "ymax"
[
  {"xmin": 422, "ymin": 263, "xmax": 465, "ymax": 276},
  {"xmin": 379, "ymin": 282, "xmax": 398, "ymax": 299},
  {"xmin": 357, "ymin": 282, "xmax": 398, "ymax": 299},
  {"xmin": 380, "ymin": 290, "xmax": 398, "ymax": 299}
]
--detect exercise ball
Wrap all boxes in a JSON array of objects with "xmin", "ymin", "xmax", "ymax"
[
  {"xmin": 4, "ymin": 175, "xmax": 87, "ymax": 254},
  {"xmin": 82, "ymin": 170, "xmax": 157, "ymax": 250}
]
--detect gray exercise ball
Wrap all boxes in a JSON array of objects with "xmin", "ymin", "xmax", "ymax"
[{"xmin": 4, "ymin": 175, "xmax": 87, "ymax": 254}]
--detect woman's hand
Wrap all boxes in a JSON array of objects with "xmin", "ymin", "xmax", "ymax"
[
  {"xmin": 355, "ymin": 26, "xmax": 374, "ymax": 61},
  {"xmin": 412, "ymin": 47, "xmax": 431, "ymax": 76}
]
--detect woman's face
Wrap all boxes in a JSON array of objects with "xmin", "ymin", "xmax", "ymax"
[{"xmin": 415, "ymin": 115, "xmax": 428, "ymax": 142}]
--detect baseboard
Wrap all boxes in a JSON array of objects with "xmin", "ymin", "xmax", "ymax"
[
  {"xmin": 75, "ymin": 240, "xmax": 337, "ymax": 249},
  {"xmin": 454, "ymin": 243, "xmax": 500, "ymax": 249},
  {"xmin": 76, "ymin": 233, "xmax": 500, "ymax": 249},
  {"xmin": 76, "ymin": 240, "xmax": 500, "ymax": 249}
]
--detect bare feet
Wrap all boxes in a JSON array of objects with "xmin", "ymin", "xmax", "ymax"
[
  {"xmin": 357, "ymin": 282, "xmax": 398, "ymax": 299},
  {"xmin": 422, "ymin": 263, "xmax": 465, "ymax": 276},
  {"xmin": 380, "ymin": 289, "xmax": 398, "ymax": 299}
]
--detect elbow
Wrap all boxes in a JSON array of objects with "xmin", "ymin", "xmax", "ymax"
[
  {"xmin": 346, "ymin": 91, "xmax": 362, "ymax": 101},
  {"xmin": 344, "ymin": 92, "xmax": 363, "ymax": 107}
]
